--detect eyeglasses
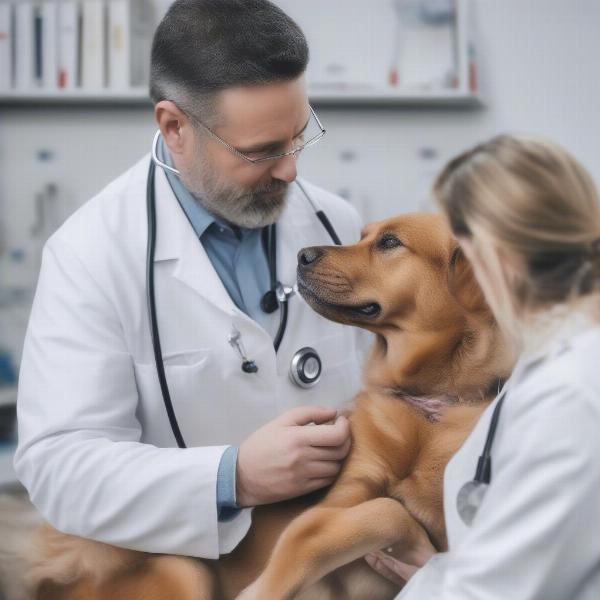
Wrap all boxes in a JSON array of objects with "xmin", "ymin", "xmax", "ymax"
[{"xmin": 184, "ymin": 105, "xmax": 326, "ymax": 164}]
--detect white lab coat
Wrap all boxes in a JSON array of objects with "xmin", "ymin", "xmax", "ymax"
[
  {"xmin": 399, "ymin": 318, "xmax": 600, "ymax": 600},
  {"xmin": 14, "ymin": 155, "xmax": 367, "ymax": 558}
]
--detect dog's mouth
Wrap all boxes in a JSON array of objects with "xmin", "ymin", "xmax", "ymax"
[{"xmin": 297, "ymin": 278, "xmax": 381, "ymax": 321}]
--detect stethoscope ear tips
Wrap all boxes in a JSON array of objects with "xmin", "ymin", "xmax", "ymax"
[{"xmin": 260, "ymin": 290, "xmax": 279, "ymax": 314}]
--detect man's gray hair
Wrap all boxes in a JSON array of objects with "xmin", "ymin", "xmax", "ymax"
[{"xmin": 150, "ymin": 0, "xmax": 309, "ymax": 125}]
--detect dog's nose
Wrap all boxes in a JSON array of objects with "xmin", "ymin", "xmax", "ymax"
[{"xmin": 298, "ymin": 247, "xmax": 324, "ymax": 267}]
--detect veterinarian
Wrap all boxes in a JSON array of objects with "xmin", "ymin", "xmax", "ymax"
[
  {"xmin": 366, "ymin": 135, "xmax": 600, "ymax": 599},
  {"xmin": 14, "ymin": 0, "xmax": 367, "ymax": 558}
]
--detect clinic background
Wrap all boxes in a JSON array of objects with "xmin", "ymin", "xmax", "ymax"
[{"xmin": 0, "ymin": 0, "xmax": 599, "ymax": 487}]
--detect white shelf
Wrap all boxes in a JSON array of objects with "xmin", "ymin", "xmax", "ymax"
[
  {"xmin": 308, "ymin": 87, "xmax": 482, "ymax": 107},
  {"xmin": 0, "ymin": 87, "xmax": 152, "ymax": 105},
  {"xmin": 0, "ymin": 87, "xmax": 483, "ymax": 108},
  {"xmin": 0, "ymin": 386, "xmax": 17, "ymax": 407}
]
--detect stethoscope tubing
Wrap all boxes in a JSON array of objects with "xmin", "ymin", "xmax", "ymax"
[
  {"xmin": 147, "ymin": 147, "xmax": 341, "ymax": 448},
  {"xmin": 474, "ymin": 389, "xmax": 507, "ymax": 484},
  {"xmin": 146, "ymin": 159, "xmax": 188, "ymax": 449}
]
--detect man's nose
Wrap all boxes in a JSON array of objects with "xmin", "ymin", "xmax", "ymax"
[
  {"xmin": 270, "ymin": 153, "xmax": 298, "ymax": 184},
  {"xmin": 298, "ymin": 246, "xmax": 324, "ymax": 267}
]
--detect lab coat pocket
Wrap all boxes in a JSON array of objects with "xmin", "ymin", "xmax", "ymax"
[{"xmin": 133, "ymin": 349, "xmax": 216, "ymax": 447}]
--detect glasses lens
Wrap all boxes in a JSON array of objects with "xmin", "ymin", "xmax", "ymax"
[{"xmin": 252, "ymin": 109, "xmax": 325, "ymax": 163}]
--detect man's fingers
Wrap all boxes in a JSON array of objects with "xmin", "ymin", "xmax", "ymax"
[
  {"xmin": 304, "ymin": 477, "xmax": 336, "ymax": 493},
  {"xmin": 304, "ymin": 415, "xmax": 351, "ymax": 447},
  {"xmin": 305, "ymin": 460, "xmax": 342, "ymax": 479},
  {"xmin": 364, "ymin": 553, "xmax": 407, "ymax": 586},
  {"xmin": 308, "ymin": 438, "xmax": 351, "ymax": 462},
  {"xmin": 277, "ymin": 406, "xmax": 338, "ymax": 427}
]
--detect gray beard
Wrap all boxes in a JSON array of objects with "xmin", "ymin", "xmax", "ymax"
[
  {"xmin": 184, "ymin": 166, "xmax": 289, "ymax": 229},
  {"xmin": 201, "ymin": 182, "xmax": 288, "ymax": 229}
]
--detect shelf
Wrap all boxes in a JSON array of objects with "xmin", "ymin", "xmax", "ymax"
[
  {"xmin": 0, "ymin": 88, "xmax": 153, "ymax": 106},
  {"xmin": 307, "ymin": 87, "xmax": 482, "ymax": 108},
  {"xmin": 0, "ymin": 386, "xmax": 17, "ymax": 407},
  {"xmin": 0, "ymin": 87, "xmax": 483, "ymax": 109}
]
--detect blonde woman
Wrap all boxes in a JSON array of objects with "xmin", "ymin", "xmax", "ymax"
[{"xmin": 367, "ymin": 135, "xmax": 600, "ymax": 599}]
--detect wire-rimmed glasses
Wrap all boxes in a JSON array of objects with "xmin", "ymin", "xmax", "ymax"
[{"xmin": 186, "ymin": 105, "xmax": 326, "ymax": 164}]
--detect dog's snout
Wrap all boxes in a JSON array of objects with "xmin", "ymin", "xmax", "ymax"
[{"xmin": 298, "ymin": 247, "xmax": 324, "ymax": 267}]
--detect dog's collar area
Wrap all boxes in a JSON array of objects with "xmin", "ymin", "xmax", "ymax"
[
  {"xmin": 385, "ymin": 388, "xmax": 460, "ymax": 422},
  {"xmin": 386, "ymin": 378, "xmax": 506, "ymax": 422}
]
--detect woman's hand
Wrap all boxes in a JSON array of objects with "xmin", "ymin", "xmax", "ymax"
[{"xmin": 365, "ymin": 537, "xmax": 437, "ymax": 585}]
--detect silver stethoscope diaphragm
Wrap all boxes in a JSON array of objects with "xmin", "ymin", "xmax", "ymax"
[
  {"xmin": 456, "ymin": 480, "xmax": 489, "ymax": 526},
  {"xmin": 289, "ymin": 347, "xmax": 322, "ymax": 388},
  {"xmin": 456, "ymin": 387, "xmax": 507, "ymax": 526}
]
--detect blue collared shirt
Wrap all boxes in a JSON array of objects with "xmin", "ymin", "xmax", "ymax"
[
  {"xmin": 158, "ymin": 139, "xmax": 272, "ymax": 519},
  {"xmin": 158, "ymin": 137, "xmax": 272, "ymax": 331}
]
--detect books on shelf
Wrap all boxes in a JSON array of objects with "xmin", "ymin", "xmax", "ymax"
[
  {"xmin": 0, "ymin": 0, "xmax": 155, "ymax": 94},
  {"xmin": 57, "ymin": 1, "xmax": 78, "ymax": 89},
  {"xmin": 81, "ymin": 0, "xmax": 104, "ymax": 88},
  {"xmin": 0, "ymin": 3, "xmax": 12, "ymax": 90},
  {"xmin": 15, "ymin": 2, "xmax": 35, "ymax": 89},
  {"xmin": 108, "ymin": 0, "xmax": 152, "ymax": 89},
  {"xmin": 108, "ymin": 0, "xmax": 130, "ymax": 89},
  {"xmin": 41, "ymin": 1, "xmax": 58, "ymax": 88}
]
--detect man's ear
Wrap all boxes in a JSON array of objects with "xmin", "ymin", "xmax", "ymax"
[
  {"xmin": 154, "ymin": 100, "xmax": 188, "ymax": 154},
  {"xmin": 448, "ymin": 246, "xmax": 487, "ymax": 313}
]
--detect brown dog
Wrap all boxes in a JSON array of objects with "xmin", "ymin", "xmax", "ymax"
[{"xmin": 27, "ymin": 213, "xmax": 511, "ymax": 600}]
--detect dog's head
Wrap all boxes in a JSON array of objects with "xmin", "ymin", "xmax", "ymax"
[{"xmin": 297, "ymin": 213, "xmax": 512, "ymax": 397}]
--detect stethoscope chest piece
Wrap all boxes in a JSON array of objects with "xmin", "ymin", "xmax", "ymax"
[
  {"xmin": 456, "ymin": 387, "xmax": 507, "ymax": 526},
  {"xmin": 289, "ymin": 347, "xmax": 322, "ymax": 388},
  {"xmin": 456, "ymin": 479, "xmax": 488, "ymax": 526}
]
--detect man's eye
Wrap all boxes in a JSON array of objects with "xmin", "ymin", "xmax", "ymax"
[
  {"xmin": 377, "ymin": 234, "xmax": 404, "ymax": 250},
  {"xmin": 245, "ymin": 151, "xmax": 271, "ymax": 160},
  {"xmin": 245, "ymin": 146, "xmax": 284, "ymax": 160},
  {"xmin": 245, "ymin": 148, "xmax": 275, "ymax": 159}
]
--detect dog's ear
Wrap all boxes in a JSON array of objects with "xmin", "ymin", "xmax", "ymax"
[{"xmin": 448, "ymin": 246, "xmax": 487, "ymax": 313}]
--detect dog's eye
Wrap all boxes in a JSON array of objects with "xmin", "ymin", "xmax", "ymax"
[{"xmin": 377, "ymin": 234, "xmax": 403, "ymax": 251}]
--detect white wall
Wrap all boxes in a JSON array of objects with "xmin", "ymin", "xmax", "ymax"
[
  {"xmin": 1, "ymin": 0, "xmax": 599, "ymax": 358},
  {"xmin": 297, "ymin": 0, "xmax": 600, "ymax": 220}
]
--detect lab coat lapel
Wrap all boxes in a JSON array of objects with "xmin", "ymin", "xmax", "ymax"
[
  {"xmin": 277, "ymin": 183, "xmax": 317, "ymax": 287},
  {"xmin": 152, "ymin": 163, "xmax": 236, "ymax": 314}
]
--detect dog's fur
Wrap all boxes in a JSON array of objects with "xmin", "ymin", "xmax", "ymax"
[{"xmin": 24, "ymin": 213, "xmax": 512, "ymax": 600}]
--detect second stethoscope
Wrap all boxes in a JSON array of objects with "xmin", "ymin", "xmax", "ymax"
[
  {"xmin": 456, "ymin": 386, "xmax": 507, "ymax": 526},
  {"xmin": 148, "ymin": 131, "xmax": 342, "ymax": 448}
]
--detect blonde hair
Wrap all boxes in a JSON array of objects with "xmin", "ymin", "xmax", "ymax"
[{"xmin": 434, "ymin": 134, "xmax": 600, "ymax": 343}]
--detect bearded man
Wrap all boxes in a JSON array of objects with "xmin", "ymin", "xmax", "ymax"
[{"xmin": 15, "ymin": 0, "xmax": 366, "ymax": 559}]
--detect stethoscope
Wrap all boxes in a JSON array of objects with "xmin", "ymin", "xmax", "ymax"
[
  {"xmin": 147, "ymin": 131, "xmax": 342, "ymax": 448},
  {"xmin": 456, "ymin": 386, "xmax": 507, "ymax": 526}
]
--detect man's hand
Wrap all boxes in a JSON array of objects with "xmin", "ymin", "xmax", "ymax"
[
  {"xmin": 365, "ymin": 538, "xmax": 436, "ymax": 585},
  {"xmin": 236, "ymin": 406, "xmax": 351, "ymax": 507}
]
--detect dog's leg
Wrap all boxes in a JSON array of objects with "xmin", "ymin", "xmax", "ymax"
[
  {"xmin": 236, "ymin": 496, "xmax": 431, "ymax": 600},
  {"xmin": 36, "ymin": 555, "xmax": 217, "ymax": 600}
]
